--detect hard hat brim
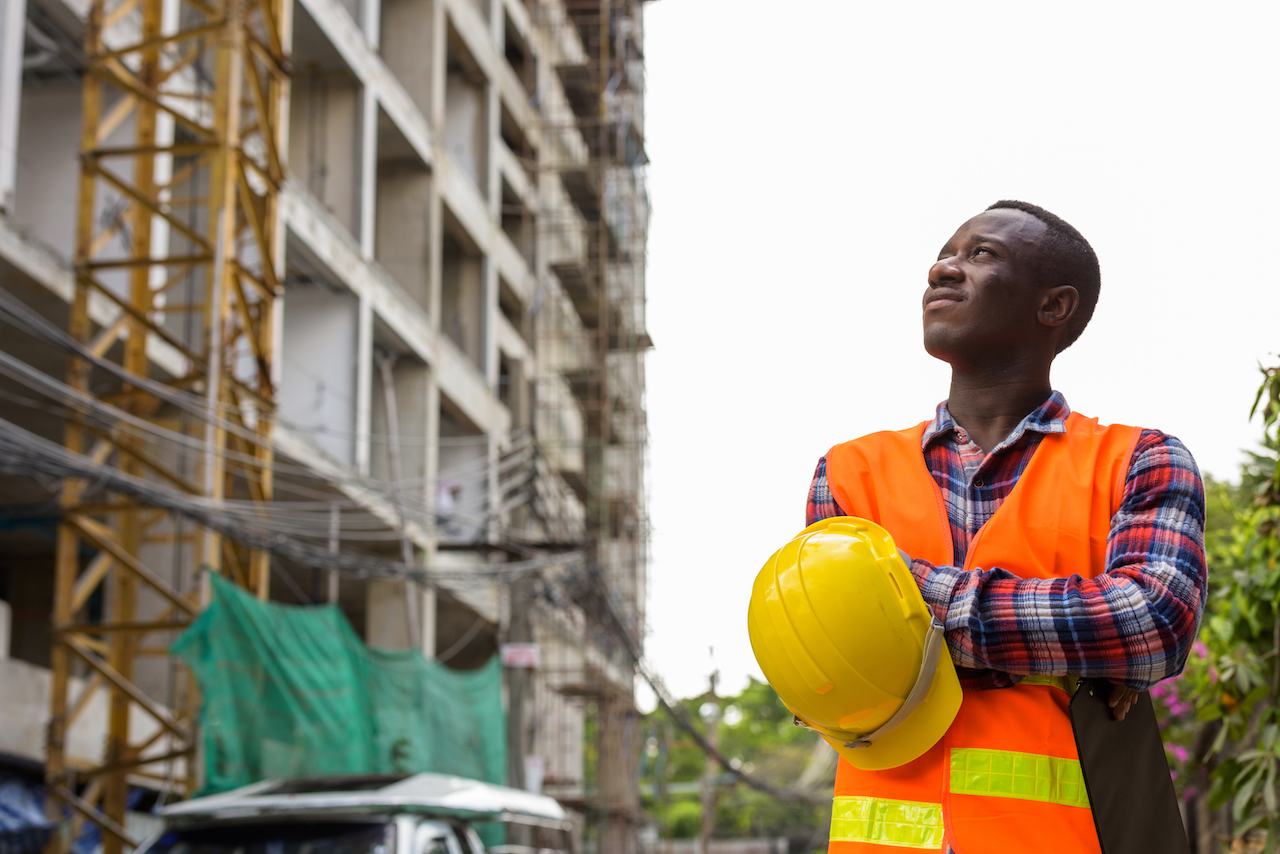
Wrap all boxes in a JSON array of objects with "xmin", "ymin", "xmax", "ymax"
[{"xmin": 820, "ymin": 650, "xmax": 963, "ymax": 771}]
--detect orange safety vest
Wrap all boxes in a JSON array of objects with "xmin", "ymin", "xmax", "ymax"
[{"xmin": 823, "ymin": 411, "xmax": 1142, "ymax": 854}]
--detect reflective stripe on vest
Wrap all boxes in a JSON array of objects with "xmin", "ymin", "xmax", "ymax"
[
  {"xmin": 950, "ymin": 748, "xmax": 1091, "ymax": 809},
  {"xmin": 830, "ymin": 796, "xmax": 945, "ymax": 849},
  {"xmin": 1019, "ymin": 673, "xmax": 1079, "ymax": 694}
]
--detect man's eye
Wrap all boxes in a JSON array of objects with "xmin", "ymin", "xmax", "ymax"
[{"xmin": 973, "ymin": 247, "xmax": 992, "ymax": 256}]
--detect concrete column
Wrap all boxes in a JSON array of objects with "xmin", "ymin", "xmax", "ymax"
[
  {"xmin": 0, "ymin": 0, "xmax": 27, "ymax": 212},
  {"xmin": 354, "ymin": 298, "xmax": 374, "ymax": 475},
  {"xmin": 366, "ymin": 571, "xmax": 434, "ymax": 656},
  {"xmin": 482, "ymin": 79, "xmax": 501, "ymax": 389},
  {"xmin": 421, "ymin": 371, "xmax": 440, "ymax": 657},
  {"xmin": 358, "ymin": 87, "xmax": 378, "ymax": 258},
  {"xmin": 427, "ymin": 184, "xmax": 444, "ymax": 328},
  {"xmin": 0, "ymin": 598, "xmax": 10, "ymax": 660},
  {"xmin": 419, "ymin": 583, "xmax": 436, "ymax": 658},
  {"xmin": 361, "ymin": 0, "xmax": 380, "ymax": 49},
  {"xmin": 366, "ymin": 579, "xmax": 409, "ymax": 648},
  {"xmin": 357, "ymin": 0, "xmax": 379, "ymax": 256}
]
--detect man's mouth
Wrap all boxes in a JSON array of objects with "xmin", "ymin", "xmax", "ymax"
[{"xmin": 924, "ymin": 295, "xmax": 962, "ymax": 310}]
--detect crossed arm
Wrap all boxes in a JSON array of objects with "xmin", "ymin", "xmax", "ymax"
[{"xmin": 806, "ymin": 431, "xmax": 1208, "ymax": 713}]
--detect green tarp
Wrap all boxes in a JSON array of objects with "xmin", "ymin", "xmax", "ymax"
[{"xmin": 172, "ymin": 574, "xmax": 506, "ymax": 795}]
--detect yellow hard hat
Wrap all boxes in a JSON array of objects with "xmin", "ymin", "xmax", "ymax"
[{"xmin": 746, "ymin": 516, "xmax": 962, "ymax": 770}]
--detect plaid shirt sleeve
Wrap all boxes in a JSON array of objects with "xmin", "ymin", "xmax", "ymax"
[
  {"xmin": 910, "ymin": 430, "xmax": 1207, "ymax": 689},
  {"xmin": 806, "ymin": 455, "xmax": 845, "ymax": 526}
]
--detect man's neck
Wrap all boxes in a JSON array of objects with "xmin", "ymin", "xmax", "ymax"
[{"xmin": 946, "ymin": 372, "xmax": 1054, "ymax": 454}]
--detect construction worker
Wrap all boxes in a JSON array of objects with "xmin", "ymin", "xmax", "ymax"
[{"xmin": 802, "ymin": 201, "xmax": 1207, "ymax": 853}]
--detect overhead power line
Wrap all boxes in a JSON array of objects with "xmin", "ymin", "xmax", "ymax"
[{"xmin": 0, "ymin": 414, "xmax": 583, "ymax": 584}]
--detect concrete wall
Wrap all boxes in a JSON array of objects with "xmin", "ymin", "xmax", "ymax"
[
  {"xmin": 0, "ymin": 655, "xmax": 177, "ymax": 773},
  {"xmin": 12, "ymin": 81, "xmax": 81, "ymax": 260},
  {"xmin": 441, "ymin": 239, "xmax": 486, "ymax": 370},
  {"xmin": 278, "ymin": 286, "xmax": 361, "ymax": 465},
  {"xmin": 379, "ymin": 0, "xmax": 436, "ymax": 119},
  {"xmin": 288, "ymin": 74, "xmax": 362, "ymax": 238},
  {"xmin": 444, "ymin": 71, "xmax": 486, "ymax": 194},
  {"xmin": 370, "ymin": 354, "xmax": 428, "ymax": 488},
  {"xmin": 375, "ymin": 162, "xmax": 434, "ymax": 311}
]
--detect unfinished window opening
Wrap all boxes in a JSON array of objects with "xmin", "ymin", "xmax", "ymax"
[
  {"xmin": 498, "ymin": 276, "xmax": 528, "ymax": 342},
  {"xmin": 499, "ymin": 352, "xmax": 526, "ymax": 422},
  {"xmin": 435, "ymin": 592, "xmax": 497, "ymax": 671},
  {"xmin": 501, "ymin": 178, "xmax": 535, "ymax": 270},
  {"xmin": 375, "ymin": 107, "xmax": 433, "ymax": 312},
  {"xmin": 369, "ymin": 342, "xmax": 427, "ymax": 495},
  {"xmin": 502, "ymin": 11, "xmax": 536, "ymax": 97},
  {"xmin": 379, "ymin": 0, "xmax": 435, "ymax": 116},
  {"xmin": 444, "ymin": 24, "xmax": 488, "ymax": 195},
  {"xmin": 499, "ymin": 101, "xmax": 535, "ymax": 185},
  {"xmin": 289, "ymin": 8, "xmax": 362, "ymax": 237},
  {"xmin": 440, "ymin": 206, "xmax": 487, "ymax": 371},
  {"xmin": 437, "ymin": 396, "xmax": 487, "ymax": 545},
  {"xmin": 278, "ymin": 244, "xmax": 359, "ymax": 467}
]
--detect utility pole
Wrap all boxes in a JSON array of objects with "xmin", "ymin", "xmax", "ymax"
[{"xmin": 699, "ymin": 670, "xmax": 720, "ymax": 854}]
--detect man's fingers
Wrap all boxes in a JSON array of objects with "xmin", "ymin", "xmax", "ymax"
[{"xmin": 1107, "ymin": 682, "xmax": 1139, "ymax": 721}]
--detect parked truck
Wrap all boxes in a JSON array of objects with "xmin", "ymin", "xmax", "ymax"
[{"xmin": 133, "ymin": 773, "xmax": 573, "ymax": 854}]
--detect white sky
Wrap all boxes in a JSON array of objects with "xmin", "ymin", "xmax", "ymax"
[{"xmin": 638, "ymin": 1, "xmax": 1280, "ymax": 703}]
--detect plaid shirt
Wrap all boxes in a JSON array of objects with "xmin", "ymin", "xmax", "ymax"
[{"xmin": 806, "ymin": 392, "xmax": 1206, "ymax": 691}]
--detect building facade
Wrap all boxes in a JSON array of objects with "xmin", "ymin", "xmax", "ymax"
[{"xmin": 0, "ymin": 0, "xmax": 650, "ymax": 848}]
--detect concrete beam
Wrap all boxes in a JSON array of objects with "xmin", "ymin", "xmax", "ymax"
[
  {"xmin": 494, "ymin": 313, "xmax": 527, "ymax": 362},
  {"xmin": 492, "ymin": 225, "xmax": 534, "ymax": 308},
  {"xmin": 496, "ymin": 140, "xmax": 536, "ymax": 212},
  {"xmin": 436, "ymin": 151, "xmax": 493, "ymax": 256}
]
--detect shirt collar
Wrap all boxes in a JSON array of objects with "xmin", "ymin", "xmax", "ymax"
[{"xmin": 921, "ymin": 390, "xmax": 1071, "ymax": 452}]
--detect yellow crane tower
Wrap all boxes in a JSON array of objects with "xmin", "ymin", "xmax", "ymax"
[{"xmin": 44, "ymin": 0, "xmax": 291, "ymax": 845}]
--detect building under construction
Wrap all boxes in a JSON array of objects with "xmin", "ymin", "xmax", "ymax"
[{"xmin": 0, "ymin": 0, "xmax": 651, "ymax": 848}]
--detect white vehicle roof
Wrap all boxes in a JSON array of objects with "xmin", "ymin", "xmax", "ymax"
[{"xmin": 160, "ymin": 774, "xmax": 568, "ymax": 827}]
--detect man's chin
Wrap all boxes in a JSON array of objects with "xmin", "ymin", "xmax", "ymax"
[{"xmin": 922, "ymin": 330, "xmax": 962, "ymax": 365}]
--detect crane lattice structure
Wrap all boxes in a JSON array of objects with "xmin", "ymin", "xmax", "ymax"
[{"xmin": 45, "ymin": 0, "xmax": 290, "ymax": 845}]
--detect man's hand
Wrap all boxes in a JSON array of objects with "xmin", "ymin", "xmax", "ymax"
[{"xmin": 1108, "ymin": 682, "xmax": 1140, "ymax": 721}]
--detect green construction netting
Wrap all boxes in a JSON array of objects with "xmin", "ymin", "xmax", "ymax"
[{"xmin": 172, "ymin": 574, "xmax": 507, "ymax": 796}]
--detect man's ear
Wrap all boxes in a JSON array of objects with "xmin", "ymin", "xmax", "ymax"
[{"xmin": 1039, "ymin": 285, "xmax": 1079, "ymax": 329}]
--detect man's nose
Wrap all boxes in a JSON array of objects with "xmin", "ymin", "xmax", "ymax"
[{"xmin": 928, "ymin": 255, "xmax": 963, "ymax": 286}]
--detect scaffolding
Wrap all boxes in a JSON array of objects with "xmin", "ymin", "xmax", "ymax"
[
  {"xmin": 44, "ymin": 0, "xmax": 291, "ymax": 844},
  {"xmin": 527, "ymin": 1, "xmax": 652, "ymax": 850}
]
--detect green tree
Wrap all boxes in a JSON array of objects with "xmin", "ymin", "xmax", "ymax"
[
  {"xmin": 641, "ymin": 679, "xmax": 832, "ymax": 851},
  {"xmin": 1168, "ymin": 361, "xmax": 1280, "ymax": 852}
]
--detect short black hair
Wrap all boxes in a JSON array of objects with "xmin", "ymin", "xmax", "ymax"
[{"xmin": 986, "ymin": 200, "xmax": 1100, "ymax": 352}]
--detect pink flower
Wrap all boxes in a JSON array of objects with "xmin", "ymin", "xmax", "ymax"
[
  {"xmin": 1168, "ymin": 745, "xmax": 1189, "ymax": 763},
  {"xmin": 1194, "ymin": 640, "xmax": 1208, "ymax": 659}
]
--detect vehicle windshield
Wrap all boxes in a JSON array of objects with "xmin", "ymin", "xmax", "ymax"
[{"xmin": 143, "ymin": 821, "xmax": 393, "ymax": 854}]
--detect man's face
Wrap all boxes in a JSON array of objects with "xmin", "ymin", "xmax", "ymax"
[{"xmin": 922, "ymin": 208, "xmax": 1051, "ymax": 367}]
